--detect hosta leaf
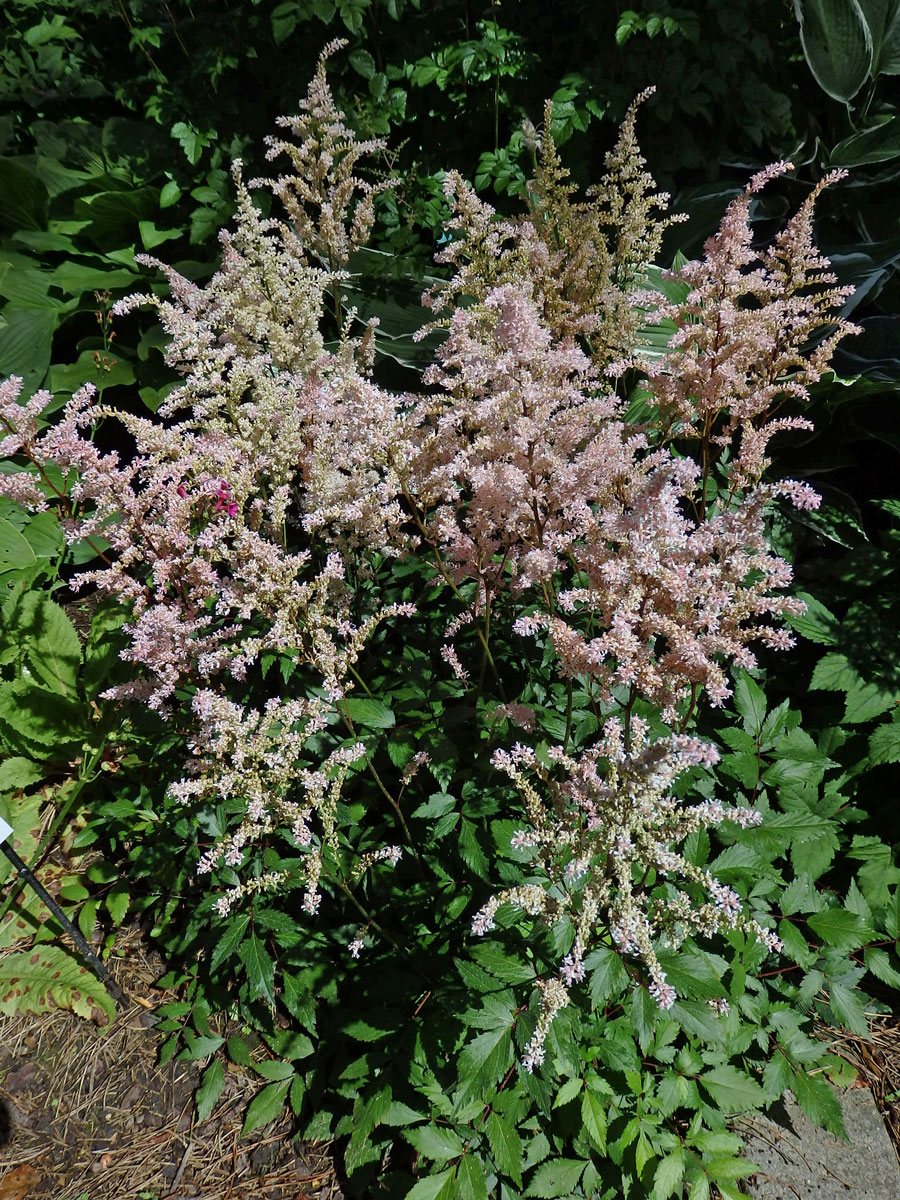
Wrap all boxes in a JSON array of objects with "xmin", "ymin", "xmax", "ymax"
[
  {"xmin": 859, "ymin": 0, "xmax": 900, "ymax": 73},
  {"xmin": 0, "ymin": 308, "xmax": 58, "ymax": 393},
  {"xmin": 0, "ymin": 158, "xmax": 50, "ymax": 230},
  {"xmin": 795, "ymin": 0, "xmax": 873, "ymax": 102},
  {"xmin": 831, "ymin": 116, "xmax": 900, "ymax": 166},
  {"xmin": 0, "ymin": 517, "xmax": 37, "ymax": 574}
]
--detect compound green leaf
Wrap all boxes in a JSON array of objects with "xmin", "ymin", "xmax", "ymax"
[
  {"xmin": 342, "ymin": 697, "xmax": 395, "ymax": 729},
  {"xmin": 807, "ymin": 907, "xmax": 874, "ymax": 949},
  {"xmin": 652, "ymin": 1151, "xmax": 685, "ymax": 1200},
  {"xmin": 237, "ymin": 932, "xmax": 276, "ymax": 1004},
  {"xmin": 403, "ymin": 1169, "xmax": 457, "ymax": 1200}
]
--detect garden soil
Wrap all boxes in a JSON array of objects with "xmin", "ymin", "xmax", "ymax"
[{"xmin": 0, "ymin": 923, "xmax": 342, "ymax": 1200}]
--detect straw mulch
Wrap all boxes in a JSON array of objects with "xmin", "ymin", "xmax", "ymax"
[{"xmin": 0, "ymin": 923, "xmax": 341, "ymax": 1200}]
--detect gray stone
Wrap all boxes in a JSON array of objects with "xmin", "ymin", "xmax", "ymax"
[{"xmin": 741, "ymin": 1086, "xmax": 900, "ymax": 1200}]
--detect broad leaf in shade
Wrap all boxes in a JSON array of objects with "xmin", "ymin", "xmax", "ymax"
[{"xmin": 794, "ymin": 0, "xmax": 873, "ymax": 101}]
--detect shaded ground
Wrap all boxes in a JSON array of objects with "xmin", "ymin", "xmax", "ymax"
[{"xmin": 0, "ymin": 925, "xmax": 340, "ymax": 1200}]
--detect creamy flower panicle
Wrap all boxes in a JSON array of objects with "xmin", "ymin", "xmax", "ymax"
[{"xmin": 0, "ymin": 48, "xmax": 861, "ymax": 1069}]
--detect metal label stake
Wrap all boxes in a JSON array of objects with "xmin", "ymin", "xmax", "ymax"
[{"xmin": 0, "ymin": 816, "xmax": 127, "ymax": 1009}]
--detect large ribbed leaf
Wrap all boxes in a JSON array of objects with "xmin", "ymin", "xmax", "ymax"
[
  {"xmin": 795, "ymin": 0, "xmax": 873, "ymax": 101},
  {"xmin": 0, "ymin": 159, "xmax": 49, "ymax": 231},
  {"xmin": 859, "ymin": 0, "xmax": 900, "ymax": 73},
  {"xmin": 832, "ymin": 115, "xmax": 900, "ymax": 163}
]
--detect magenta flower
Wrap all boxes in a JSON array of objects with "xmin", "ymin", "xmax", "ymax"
[{"xmin": 213, "ymin": 480, "xmax": 238, "ymax": 517}]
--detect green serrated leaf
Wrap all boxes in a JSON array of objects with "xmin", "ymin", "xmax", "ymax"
[
  {"xmin": 403, "ymin": 1168, "xmax": 457, "ymax": 1200},
  {"xmin": 237, "ymin": 932, "xmax": 276, "ymax": 1004},
  {"xmin": 405, "ymin": 1124, "xmax": 465, "ymax": 1161},
  {"xmin": 524, "ymin": 1157, "xmax": 585, "ymax": 1197},
  {"xmin": 734, "ymin": 670, "xmax": 766, "ymax": 736},
  {"xmin": 0, "ymin": 756, "xmax": 44, "ymax": 793},
  {"xmin": 652, "ymin": 1150, "xmax": 685, "ymax": 1200},
  {"xmin": 196, "ymin": 1058, "xmax": 224, "ymax": 1121},
  {"xmin": 343, "ymin": 696, "xmax": 395, "ymax": 729},
  {"xmin": 870, "ymin": 721, "xmax": 900, "ymax": 765},
  {"xmin": 458, "ymin": 1153, "xmax": 488, "ymax": 1200},
  {"xmin": 210, "ymin": 912, "xmax": 250, "ymax": 971},
  {"xmin": 699, "ymin": 1065, "xmax": 765, "ymax": 1112},
  {"xmin": 828, "ymin": 982, "xmax": 869, "ymax": 1035},
  {"xmin": 553, "ymin": 1077, "xmax": 583, "ymax": 1109},
  {"xmin": 585, "ymin": 946, "xmax": 629, "ymax": 1009},
  {"xmin": 581, "ymin": 1089, "xmax": 607, "ymax": 1152},
  {"xmin": 0, "ymin": 679, "xmax": 86, "ymax": 758},
  {"xmin": 459, "ymin": 817, "xmax": 490, "ymax": 880},
  {"xmin": 242, "ymin": 1078, "xmax": 290, "ymax": 1134},
  {"xmin": 807, "ymin": 907, "xmax": 874, "ymax": 950},
  {"xmin": 792, "ymin": 1070, "xmax": 847, "ymax": 1138},
  {"xmin": 487, "ymin": 1111, "xmax": 523, "ymax": 1185},
  {"xmin": 105, "ymin": 887, "xmax": 129, "ymax": 926}
]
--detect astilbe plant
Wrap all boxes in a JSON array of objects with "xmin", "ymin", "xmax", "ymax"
[{"xmin": 0, "ymin": 43, "xmax": 861, "ymax": 1109}]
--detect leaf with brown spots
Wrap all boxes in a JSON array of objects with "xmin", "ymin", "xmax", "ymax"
[
  {"xmin": 0, "ymin": 944, "xmax": 114, "ymax": 1024},
  {"xmin": 0, "ymin": 1165, "xmax": 42, "ymax": 1200}
]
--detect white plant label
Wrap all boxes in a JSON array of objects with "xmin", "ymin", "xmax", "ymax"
[{"xmin": 0, "ymin": 816, "xmax": 12, "ymax": 845}]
